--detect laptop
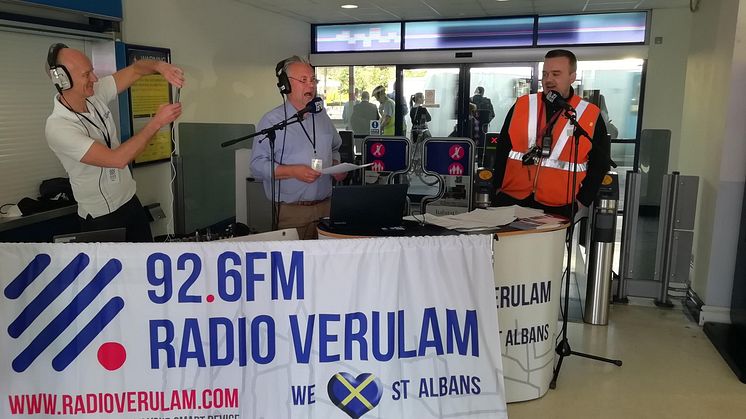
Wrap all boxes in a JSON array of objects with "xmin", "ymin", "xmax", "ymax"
[
  {"xmin": 53, "ymin": 228, "xmax": 127, "ymax": 243},
  {"xmin": 329, "ymin": 184, "xmax": 408, "ymax": 228}
]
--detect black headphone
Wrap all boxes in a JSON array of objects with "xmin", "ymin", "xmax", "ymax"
[
  {"xmin": 275, "ymin": 59, "xmax": 291, "ymax": 95},
  {"xmin": 47, "ymin": 43, "xmax": 72, "ymax": 92}
]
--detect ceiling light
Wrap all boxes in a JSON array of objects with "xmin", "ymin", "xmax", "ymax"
[
  {"xmin": 341, "ymin": 4, "xmax": 358, "ymax": 8},
  {"xmin": 496, "ymin": 0, "xmax": 510, "ymax": 2}
]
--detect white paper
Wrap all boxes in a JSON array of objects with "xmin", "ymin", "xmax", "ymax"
[
  {"xmin": 404, "ymin": 208, "xmax": 516, "ymax": 231},
  {"xmin": 319, "ymin": 162, "xmax": 372, "ymax": 175}
]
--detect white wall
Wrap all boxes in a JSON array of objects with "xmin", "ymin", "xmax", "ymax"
[
  {"xmin": 121, "ymin": 0, "xmax": 309, "ymax": 236},
  {"xmin": 677, "ymin": 0, "xmax": 745, "ymax": 308},
  {"xmin": 642, "ymin": 8, "xmax": 692, "ymax": 167},
  {"xmin": 702, "ymin": 0, "xmax": 746, "ymax": 312}
]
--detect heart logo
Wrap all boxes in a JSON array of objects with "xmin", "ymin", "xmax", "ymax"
[{"xmin": 327, "ymin": 372, "xmax": 383, "ymax": 419}]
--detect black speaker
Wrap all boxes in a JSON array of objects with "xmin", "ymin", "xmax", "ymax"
[
  {"xmin": 275, "ymin": 59, "xmax": 290, "ymax": 95},
  {"xmin": 47, "ymin": 43, "xmax": 72, "ymax": 91}
]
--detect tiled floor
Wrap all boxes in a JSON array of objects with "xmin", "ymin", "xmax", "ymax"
[{"xmin": 507, "ymin": 301, "xmax": 746, "ymax": 419}]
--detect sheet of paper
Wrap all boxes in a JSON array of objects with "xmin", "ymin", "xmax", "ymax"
[
  {"xmin": 509, "ymin": 215, "xmax": 563, "ymax": 230},
  {"xmin": 319, "ymin": 162, "xmax": 373, "ymax": 175},
  {"xmin": 490, "ymin": 204, "xmax": 545, "ymax": 219},
  {"xmin": 404, "ymin": 208, "xmax": 516, "ymax": 231}
]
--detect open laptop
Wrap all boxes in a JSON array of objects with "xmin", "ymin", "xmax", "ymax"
[
  {"xmin": 329, "ymin": 184, "xmax": 408, "ymax": 228},
  {"xmin": 53, "ymin": 227, "xmax": 127, "ymax": 243}
]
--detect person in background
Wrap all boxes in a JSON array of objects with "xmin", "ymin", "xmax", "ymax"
[
  {"xmin": 342, "ymin": 87, "xmax": 360, "ymax": 131},
  {"xmin": 491, "ymin": 49, "xmax": 610, "ymax": 218},
  {"xmin": 249, "ymin": 55, "xmax": 345, "ymax": 239},
  {"xmin": 409, "ymin": 92, "xmax": 431, "ymax": 143},
  {"xmin": 373, "ymin": 85, "xmax": 396, "ymax": 135},
  {"xmin": 350, "ymin": 90, "xmax": 380, "ymax": 136},
  {"xmin": 470, "ymin": 86, "xmax": 495, "ymax": 134},
  {"xmin": 45, "ymin": 44, "xmax": 183, "ymax": 242},
  {"xmin": 467, "ymin": 102, "xmax": 482, "ymax": 146}
]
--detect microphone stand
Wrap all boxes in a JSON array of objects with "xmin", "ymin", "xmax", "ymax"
[
  {"xmin": 549, "ymin": 109, "xmax": 622, "ymax": 390},
  {"xmin": 221, "ymin": 114, "xmax": 304, "ymax": 231}
]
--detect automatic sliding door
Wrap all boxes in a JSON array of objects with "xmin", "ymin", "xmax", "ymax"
[
  {"xmin": 469, "ymin": 66, "xmax": 533, "ymax": 166},
  {"xmin": 401, "ymin": 67, "xmax": 460, "ymax": 207}
]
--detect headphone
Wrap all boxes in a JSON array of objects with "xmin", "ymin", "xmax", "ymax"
[
  {"xmin": 47, "ymin": 43, "xmax": 72, "ymax": 92},
  {"xmin": 275, "ymin": 59, "xmax": 291, "ymax": 95}
]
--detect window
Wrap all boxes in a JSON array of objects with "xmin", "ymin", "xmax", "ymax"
[
  {"xmin": 315, "ymin": 65, "xmax": 397, "ymax": 138},
  {"xmin": 538, "ymin": 59, "xmax": 644, "ymax": 140}
]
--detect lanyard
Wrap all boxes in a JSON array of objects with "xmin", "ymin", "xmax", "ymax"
[
  {"xmin": 537, "ymin": 95, "xmax": 564, "ymax": 139},
  {"xmin": 76, "ymin": 99, "xmax": 112, "ymax": 148},
  {"xmin": 298, "ymin": 114, "xmax": 317, "ymax": 154}
]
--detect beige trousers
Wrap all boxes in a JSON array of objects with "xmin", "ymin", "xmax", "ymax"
[{"xmin": 278, "ymin": 200, "xmax": 331, "ymax": 240}]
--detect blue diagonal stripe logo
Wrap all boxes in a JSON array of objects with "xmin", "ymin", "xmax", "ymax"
[{"xmin": 4, "ymin": 254, "xmax": 125, "ymax": 372}]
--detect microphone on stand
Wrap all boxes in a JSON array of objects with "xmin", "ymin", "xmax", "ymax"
[
  {"xmin": 544, "ymin": 90, "xmax": 575, "ymax": 112},
  {"xmin": 295, "ymin": 97, "xmax": 324, "ymax": 119},
  {"xmin": 220, "ymin": 98, "xmax": 325, "ymax": 148}
]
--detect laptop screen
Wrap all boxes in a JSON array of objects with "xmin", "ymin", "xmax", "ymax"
[{"xmin": 330, "ymin": 184, "xmax": 408, "ymax": 227}]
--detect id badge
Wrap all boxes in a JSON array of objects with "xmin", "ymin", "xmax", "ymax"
[
  {"xmin": 311, "ymin": 158, "xmax": 323, "ymax": 172},
  {"xmin": 107, "ymin": 168, "xmax": 121, "ymax": 184}
]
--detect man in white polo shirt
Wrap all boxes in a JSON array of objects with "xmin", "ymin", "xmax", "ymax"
[{"xmin": 45, "ymin": 44, "xmax": 183, "ymax": 242}]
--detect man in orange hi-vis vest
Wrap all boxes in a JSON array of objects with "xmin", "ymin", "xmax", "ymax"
[{"xmin": 491, "ymin": 49, "xmax": 611, "ymax": 219}]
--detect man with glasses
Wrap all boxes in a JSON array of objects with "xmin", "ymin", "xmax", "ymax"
[
  {"xmin": 250, "ymin": 55, "xmax": 345, "ymax": 239},
  {"xmin": 490, "ymin": 49, "xmax": 610, "ymax": 218}
]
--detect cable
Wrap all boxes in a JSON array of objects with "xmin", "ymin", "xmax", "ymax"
[
  {"xmin": 165, "ymin": 118, "xmax": 178, "ymax": 242},
  {"xmin": 409, "ymin": 210, "xmax": 427, "ymax": 225},
  {"xmin": 0, "ymin": 203, "xmax": 13, "ymax": 215}
]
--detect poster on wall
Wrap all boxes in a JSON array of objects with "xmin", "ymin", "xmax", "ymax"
[{"xmin": 125, "ymin": 44, "xmax": 173, "ymax": 166}]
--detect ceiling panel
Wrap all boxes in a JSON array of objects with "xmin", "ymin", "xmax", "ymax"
[{"xmin": 235, "ymin": 0, "xmax": 689, "ymax": 24}]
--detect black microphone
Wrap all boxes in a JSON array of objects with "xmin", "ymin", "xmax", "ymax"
[
  {"xmin": 544, "ymin": 90, "xmax": 574, "ymax": 112},
  {"xmin": 296, "ymin": 97, "xmax": 323, "ymax": 118}
]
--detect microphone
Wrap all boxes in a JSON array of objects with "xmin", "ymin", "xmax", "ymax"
[
  {"xmin": 296, "ymin": 97, "xmax": 323, "ymax": 118},
  {"xmin": 222, "ymin": 98, "xmax": 324, "ymax": 147},
  {"xmin": 544, "ymin": 90, "xmax": 574, "ymax": 112}
]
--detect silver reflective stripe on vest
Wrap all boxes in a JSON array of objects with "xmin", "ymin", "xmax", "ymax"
[
  {"xmin": 508, "ymin": 150, "xmax": 526, "ymax": 161},
  {"xmin": 542, "ymin": 158, "xmax": 587, "ymax": 172},
  {"xmin": 549, "ymin": 99, "xmax": 590, "ymax": 161},
  {"xmin": 527, "ymin": 94, "xmax": 538, "ymax": 148},
  {"xmin": 508, "ymin": 151, "xmax": 587, "ymax": 172}
]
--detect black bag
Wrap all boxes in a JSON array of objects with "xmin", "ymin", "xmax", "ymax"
[
  {"xmin": 39, "ymin": 177, "xmax": 75, "ymax": 202},
  {"xmin": 17, "ymin": 197, "xmax": 43, "ymax": 216}
]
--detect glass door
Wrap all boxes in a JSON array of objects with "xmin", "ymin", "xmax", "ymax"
[
  {"xmin": 468, "ymin": 66, "xmax": 534, "ymax": 166},
  {"xmin": 401, "ymin": 66, "xmax": 461, "ymax": 207}
]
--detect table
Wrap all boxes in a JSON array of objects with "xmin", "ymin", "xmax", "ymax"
[{"xmin": 318, "ymin": 217, "xmax": 568, "ymax": 402}]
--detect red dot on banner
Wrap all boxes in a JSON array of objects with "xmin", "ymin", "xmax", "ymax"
[
  {"xmin": 207, "ymin": 294, "xmax": 215, "ymax": 303},
  {"xmin": 97, "ymin": 342, "xmax": 126, "ymax": 371}
]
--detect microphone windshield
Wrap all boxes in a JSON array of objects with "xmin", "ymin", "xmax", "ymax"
[
  {"xmin": 544, "ymin": 90, "xmax": 572, "ymax": 110},
  {"xmin": 305, "ymin": 97, "xmax": 323, "ymax": 114}
]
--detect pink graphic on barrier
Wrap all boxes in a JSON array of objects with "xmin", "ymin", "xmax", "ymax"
[
  {"xmin": 370, "ymin": 143, "xmax": 386, "ymax": 158},
  {"xmin": 449, "ymin": 144, "xmax": 465, "ymax": 160},
  {"xmin": 371, "ymin": 160, "xmax": 386, "ymax": 172},
  {"xmin": 448, "ymin": 162, "xmax": 465, "ymax": 176}
]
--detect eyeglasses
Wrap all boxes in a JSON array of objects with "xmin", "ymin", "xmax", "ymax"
[{"xmin": 288, "ymin": 76, "xmax": 319, "ymax": 85}]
